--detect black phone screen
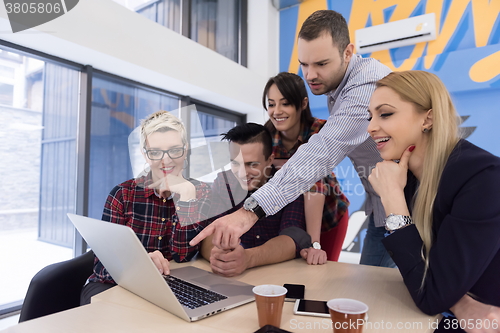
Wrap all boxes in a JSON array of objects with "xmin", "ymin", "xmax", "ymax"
[
  {"xmin": 283, "ymin": 284, "xmax": 305, "ymax": 300},
  {"xmin": 297, "ymin": 299, "xmax": 329, "ymax": 314}
]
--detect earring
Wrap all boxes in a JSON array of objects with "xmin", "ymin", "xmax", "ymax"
[{"xmin": 423, "ymin": 128, "xmax": 429, "ymax": 133}]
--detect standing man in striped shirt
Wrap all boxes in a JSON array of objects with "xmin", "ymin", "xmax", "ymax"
[{"xmin": 192, "ymin": 10, "xmax": 393, "ymax": 267}]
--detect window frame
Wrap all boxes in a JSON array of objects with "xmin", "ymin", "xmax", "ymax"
[{"xmin": 0, "ymin": 39, "xmax": 246, "ymax": 317}]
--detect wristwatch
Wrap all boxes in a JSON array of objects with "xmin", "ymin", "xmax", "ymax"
[
  {"xmin": 243, "ymin": 196, "xmax": 266, "ymax": 220},
  {"xmin": 312, "ymin": 241, "xmax": 321, "ymax": 250},
  {"xmin": 384, "ymin": 214, "xmax": 413, "ymax": 231}
]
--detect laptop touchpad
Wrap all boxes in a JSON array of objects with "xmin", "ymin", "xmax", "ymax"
[{"xmin": 191, "ymin": 276, "xmax": 253, "ymax": 296}]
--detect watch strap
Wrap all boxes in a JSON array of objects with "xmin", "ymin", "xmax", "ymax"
[
  {"xmin": 244, "ymin": 196, "xmax": 266, "ymax": 220},
  {"xmin": 385, "ymin": 214, "xmax": 413, "ymax": 231},
  {"xmin": 251, "ymin": 204, "xmax": 266, "ymax": 219}
]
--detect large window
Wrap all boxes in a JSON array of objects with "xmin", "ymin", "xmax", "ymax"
[
  {"xmin": 0, "ymin": 47, "xmax": 79, "ymax": 311},
  {"xmin": 114, "ymin": 0, "xmax": 246, "ymax": 64},
  {"xmin": 190, "ymin": 0, "xmax": 240, "ymax": 62},
  {"xmin": 0, "ymin": 42, "xmax": 245, "ymax": 318}
]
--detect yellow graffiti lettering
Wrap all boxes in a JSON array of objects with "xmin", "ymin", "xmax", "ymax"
[
  {"xmin": 425, "ymin": 0, "xmax": 470, "ymax": 68},
  {"xmin": 469, "ymin": 50, "xmax": 500, "ymax": 82},
  {"xmin": 349, "ymin": 0, "xmax": 420, "ymax": 44},
  {"xmin": 372, "ymin": 43, "xmax": 426, "ymax": 71},
  {"xmin": 421, "ymin": 0, "xmax": 443, "ymax": 69},
  {"xmin": 287, "ymin": 0, "xmax": 499, "ymax": 73},
  {"xmin": 471, "ymin": 0, "xmax": 500, "ymax": 47},
  {"xmin": 350, "ymin": 0, "xmax": 424, "ymax": 70}
]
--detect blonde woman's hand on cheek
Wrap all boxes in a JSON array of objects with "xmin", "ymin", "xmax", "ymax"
[
  {"xmin": 369, "ymin": 145, "xmax": 414, "ymax": 216},
  {"xmin": 368, "ymin": 145, "xmax": 414, "ymax": 199}
]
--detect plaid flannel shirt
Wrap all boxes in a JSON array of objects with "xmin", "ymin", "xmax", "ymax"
[
  {"xmin": 207, "ymin": 168, "xmax": 306, "ymax": 256},
  {"xmin": 88, "ymin": 174, "xmax": 211, "ymax": 284},
  {"xmin": 272, "ymin": 118, "xmax": 349, "ymax": 232}
]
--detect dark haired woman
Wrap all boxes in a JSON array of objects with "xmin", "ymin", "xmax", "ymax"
[{"xmin": 263, "ymin": 72, "xmax": 349, "ymax": 265}]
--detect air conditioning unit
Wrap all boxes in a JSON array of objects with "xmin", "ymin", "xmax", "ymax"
[{"xmin": 355, "ymin": 13, "xmax": 436, "ymax": 54}]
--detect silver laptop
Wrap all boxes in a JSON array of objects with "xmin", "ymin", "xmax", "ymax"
[{"xmin": 68, "ymin": 213, "xmax": 254, "ymax": 322}]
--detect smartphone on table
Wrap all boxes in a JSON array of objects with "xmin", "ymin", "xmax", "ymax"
[
  {"xmin": 283, "ymin": 283, "xmax": 305, "ymax": 302},
  {"xmin": 293, "ymin": 299, "xmax": 330, "ymax": 318}
]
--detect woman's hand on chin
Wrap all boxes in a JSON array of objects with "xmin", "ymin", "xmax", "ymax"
[
  {"xmin": 368, "ymin": 145, "xmax": 414, "ymax": 215},
  {"xmin": 148, "ymin": 174, "xmax": 195, "ymax": 200},
  {"xmin": 368, "ymin": 145, "xmax": 414, "ymax": 199}
]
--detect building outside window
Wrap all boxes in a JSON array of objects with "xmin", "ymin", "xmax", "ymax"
[
  {"xmin": 0, "ymin": 47, "xmax": 79, "ymax": 311},
  {"xmin": 0, "ymin": 44, "xmax": 245, "ymax": 318}
]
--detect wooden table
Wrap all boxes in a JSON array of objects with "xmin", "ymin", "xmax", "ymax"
[{"xmin": 3, "ymin": 259, "xmax": 438, "ymax": 333}]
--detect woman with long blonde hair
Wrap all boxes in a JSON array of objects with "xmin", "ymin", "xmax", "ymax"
[{"xmin": 367, "ymin": 71, "xmax": 500, "ymax": 331}]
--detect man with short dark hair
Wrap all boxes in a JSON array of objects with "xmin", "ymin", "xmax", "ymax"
[
  {"xmin": 200, "ymin": 123, "xmax": 308, "ymax": 277},
  {"xmin": 193, "ymin": 10, "xmax": 394, "ymax": 268}
]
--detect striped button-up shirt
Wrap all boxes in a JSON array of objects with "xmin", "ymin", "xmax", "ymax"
[
  {"xmin": 272, "ymin": 118, "xmax": 349, "ymax": 231},
  {"xmin": 253, "ymin": 54, "xmax": 391, "ymax": 227}
]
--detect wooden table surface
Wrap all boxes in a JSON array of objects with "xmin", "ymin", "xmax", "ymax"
[{"xmin": 3, "ymin": 258, "xmax": 438, "ymax": 333}]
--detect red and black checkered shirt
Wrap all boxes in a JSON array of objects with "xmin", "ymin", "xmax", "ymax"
[
  {"xmin": 88, "ymin": 174, "xmax": 211, "ymax": 284},
  {"xmin": 272, "ymin": 118, "xmax": 349, "ymax": 232}
]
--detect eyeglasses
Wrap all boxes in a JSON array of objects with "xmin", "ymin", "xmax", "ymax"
[{"xmin": 144, "ymin": 147, "xmax": 185, "ymax": 160}]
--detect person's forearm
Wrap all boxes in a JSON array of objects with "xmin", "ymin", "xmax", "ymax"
[
  {"xmin": 380, "ymin": 189, "xmax": 410, "ymax": 216},
  {"xmin": 245, "ymin": 235, "xmax": 296, "ymax": 269},
  {"xmin": 304, "ymin": 192, "xmax": 325, "ymax": 242},
  {"xmin": 451, "ymin": 294, "xmax": 472, "ymax": 314}
]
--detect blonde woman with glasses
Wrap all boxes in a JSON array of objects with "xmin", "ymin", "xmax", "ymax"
[
  {"xmin": 81, "ymin": 110, "xmax": 211, "ymax": 304},
  {"xmin": 367, "ymin": 71, "xmax": 500, "ymax": 332}
]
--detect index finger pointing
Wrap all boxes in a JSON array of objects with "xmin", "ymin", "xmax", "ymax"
[{"xmin": 190, "ymin": 223, "xmax": 214, "ymax": 246}]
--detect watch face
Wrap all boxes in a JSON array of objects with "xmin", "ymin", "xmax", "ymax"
[
  {"xmin": 244, "ymin": 196, "xmax": 257, "ymax": 210},
  {"xmin": 312, "ymin": 242, "xmax": 321, "ymax": 250},
  {"xmin": 385, "ymin": 215, "xmax": 401, "ymax": 231}
]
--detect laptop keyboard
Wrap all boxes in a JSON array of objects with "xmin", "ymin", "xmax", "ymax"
[{"xmin": 164, "ymin": 275, "xmax": 228, "ymax": 309}]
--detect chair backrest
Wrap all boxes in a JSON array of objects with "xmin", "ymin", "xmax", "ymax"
[
  {"xmin": 18, "ymin": 250, "xmax": 94, "ymax": 322},
  {"xmin": 342, "ymin": 211, "xmax": 368, "ymax": 250}
]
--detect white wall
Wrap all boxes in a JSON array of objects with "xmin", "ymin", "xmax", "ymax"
[
  {"xmin": 246, "ymin": 0, "xmax": 280, "ymax": 123},
  {"xmin": 0, "ymin": 0, "xmax": 280, "ymax": 124}
]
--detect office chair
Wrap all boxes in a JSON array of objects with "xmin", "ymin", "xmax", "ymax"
[
  {"xmin": 18, "ymin": 250, "xmax": 94, "ymax": 322},
  {"xmin": 320, "ymin": 210, "xmax": 349, "ymax": 262}
]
